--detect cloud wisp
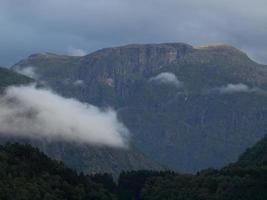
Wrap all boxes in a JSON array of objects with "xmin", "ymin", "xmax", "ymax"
[
  {"xmin": 68, "ymin": 47, "xmax": 87, "ymax": 56},
  {"xmin": 73, "ymin": 79, "xmax": 85, "ymax": 86},
  {"xmin": 14, "ymin": 66, "xmax": 38, "ymax": 79},
  {"xmin": 149, "ymin": 72, "xmax": 182, "ymax": 88},
  {"xmin": 0, "ymin": 85, "xmax": 129, "ymax": 147},
  {"xmin": 207, "ymin": 83, "xmax": 264, "ymax": 94}
]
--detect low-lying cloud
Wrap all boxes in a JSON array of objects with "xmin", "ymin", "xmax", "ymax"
[
  {"xmin": 68, "ymin": 47, "xmax": 87, "ymax": 57},
  {"xmin": 219, "ymin": 83, "xmax": 249, "ymax": 93},
  {"xmin": 208, "ymin": 83, "xmax": 263, "ymax": 94},
  {"xmin": 73, "ymin": 79, "xmax": 85, "ymax": 86},
  {"xmin": 149, "ymin": 72, "xmax": 182, "ymax": 88},
  {"xmin": 0, "ymin": 85, "xmax": 129, "ymax": 147},
  {"xmin": 14, "ymin": 66, "xmax": 38, "ymax": 79}
]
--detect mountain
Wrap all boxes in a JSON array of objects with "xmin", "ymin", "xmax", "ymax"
[
  {"xmin": 0, "ymin": 67, "xmax": 163, "ymax": 176},
  {"xmin": 12, "ymin": 43, "xmax": 267, "ymax": 173}
]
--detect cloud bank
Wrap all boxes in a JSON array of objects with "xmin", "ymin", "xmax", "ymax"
[
  {"xmin": 149, "ymin": 72, "xmax": 182, "ymax": 88},
  {"xmin": 0, "ymin": 85, "xmax": 129, "ymax": 147}
]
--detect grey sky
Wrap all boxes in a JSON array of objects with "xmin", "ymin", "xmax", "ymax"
[{"xmin": 0, "ymin": 0, "xmax": 266, "ymax": 67}]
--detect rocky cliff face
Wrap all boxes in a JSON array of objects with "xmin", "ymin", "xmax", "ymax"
[
  {"xmin": 12, "ymin": 43, "xmax": 267, "ymax": 173},
  {"xmin": 0, "ymin": 67, "xmax": 163, "ymax": 176}
]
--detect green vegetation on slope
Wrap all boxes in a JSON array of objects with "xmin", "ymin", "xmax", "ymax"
[
  {"xmin": 237, "ymin": 135, "xmax": 267, "ymax": 166},
  {"xmin": 0, "ymin": 136, "xmax": 163, "ymax": 177},
  {"xmin": 140, "ymin": 166, "xmax": 267, "ymax": 200},
  {"xmin": 1, "ymin": 136, "xmax": 267, "ymax": 200},
  {"xmin": 0, "ymin": 143, "xmax": 117, "ymax": 200},
  {"xmin": 118, "ymin": 135, "xmax": 267, "ymax": 200},
  {"xmin": 0, "ymin": 67, "xmax": 32, "ymax": 89}
]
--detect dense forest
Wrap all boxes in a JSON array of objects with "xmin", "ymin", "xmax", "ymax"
[
  {"xmin": 0, "ymin": 143, "xmax": 117, "ymax": 200},
  {"xmin": 1, "ymin": 137, "xmax": 267, "ymax": 200}
]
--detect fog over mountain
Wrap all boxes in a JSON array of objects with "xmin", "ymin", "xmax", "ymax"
[
  {"xmin": 0, "ymin": 84, "xmax": 129, "ymax": 147},
  {"xmin": 149, "ymin": 72, "xmax": 182, "ymax": 88},
  {"xmin": 0, "ymin": 0, "xmax": 266, "ymax": 66}
]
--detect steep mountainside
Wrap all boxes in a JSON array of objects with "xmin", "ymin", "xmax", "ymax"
[
  {"xmin": 237, "ymin": 135, "xmax": 267, "ymax": 166},
  {"xmin": 0, "ymin": 68, "xmax": 162, "ymax": 176},
  {"xmin": 0, "ymin": 136, "xmax": 162, "ymax": 176},
  {"xmin": 12, "ymin": 43, "xmax": 267, "ymax": 172},
  {"xmin": 0, "ymin": 67, "xmax": 32, "ymax": 89}
]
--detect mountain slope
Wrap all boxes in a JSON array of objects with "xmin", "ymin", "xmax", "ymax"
[
  {"xmin": 237, "ymin": 135, "xmax": 267, "ymax": 166},
  {"xmin": 0, "ymin": 67, "xmax": 32, "ymax": 89},
  {"xmin": 0, "ymin": 67, "xmax": 163, "ymax": 176},
  {"xmin": 12, "ymin": 43, "xmax": 267, "ymax": 172},
  {"xmin": 0, "ymin": 136, "xmax": 163, "ymax": 177}
]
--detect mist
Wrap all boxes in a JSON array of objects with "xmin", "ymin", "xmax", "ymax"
[
  {"xmin": 149, "ymin": 72, "xmax": 182, "ymax": 88},
  {"xmin": 67, "ymin": 47, "xmax": 87, "ymax": 56},
  {"xmin": 14, "ymin": 66, "xmax": 38, "ymax": 79},
  {"xmin": 0, "ymin": 84, "xmax": 129, "ymax": 147},
  {"xmin": 203, "ymin": 83, "xmax": 264, "ymax": 94},
  {"xmin": 73, "ymin": 80, "xmax": 85, "ymax": 86},
  {"xmin": 218, "ymin": 83, "xmax": 262, "ymax": 94}
]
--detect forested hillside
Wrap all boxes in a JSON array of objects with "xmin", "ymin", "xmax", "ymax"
[
  {"xmin": 0, "ymin": 67, "xmax": 32, "ymax": 89},
  {"xmin": 0, "ymin": 143, "xmax": 117, "ymax": 200},
  {"xmin": 1, "ymin": 135, "xmax": 267, "ymax": 200}
]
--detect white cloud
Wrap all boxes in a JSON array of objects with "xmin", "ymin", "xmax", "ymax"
[
  {"xmin": 68, "ymin": 47, "xmax": 87, "ymax": 56},
  {"xmin": 149, "ymin": 72, "xmax": 182, "ymax": 88},
  {"xmin": 73, "ymin": 79, "xmax": 84, "ymax": 86},
  {"xmin": 209, "ymin": 83, "xmax": 263, "ymax": 94},
  {"xmin": 14, "ymin": 66, "xmax": 38, "ymax": 79},
  {"xmin": 0, "ymin": 85, "xmax": 129, "ymax": 147},
  {"xmin": 219, "ymin": 83, "xmax": 250, "ymax": 93}
]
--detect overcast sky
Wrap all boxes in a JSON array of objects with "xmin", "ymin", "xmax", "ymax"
[{"xmin": 0, "ymin": 0, "xmax": 266, "ymax": 67}]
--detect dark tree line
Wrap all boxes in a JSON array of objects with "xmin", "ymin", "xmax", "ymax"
[
  {"xmin": 0, "ymin": 143, "xmax": 117, "ymax": 200},
  {"xmin": 1, "ymin": 140, "xmax": 267, "ymax": 200}
]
